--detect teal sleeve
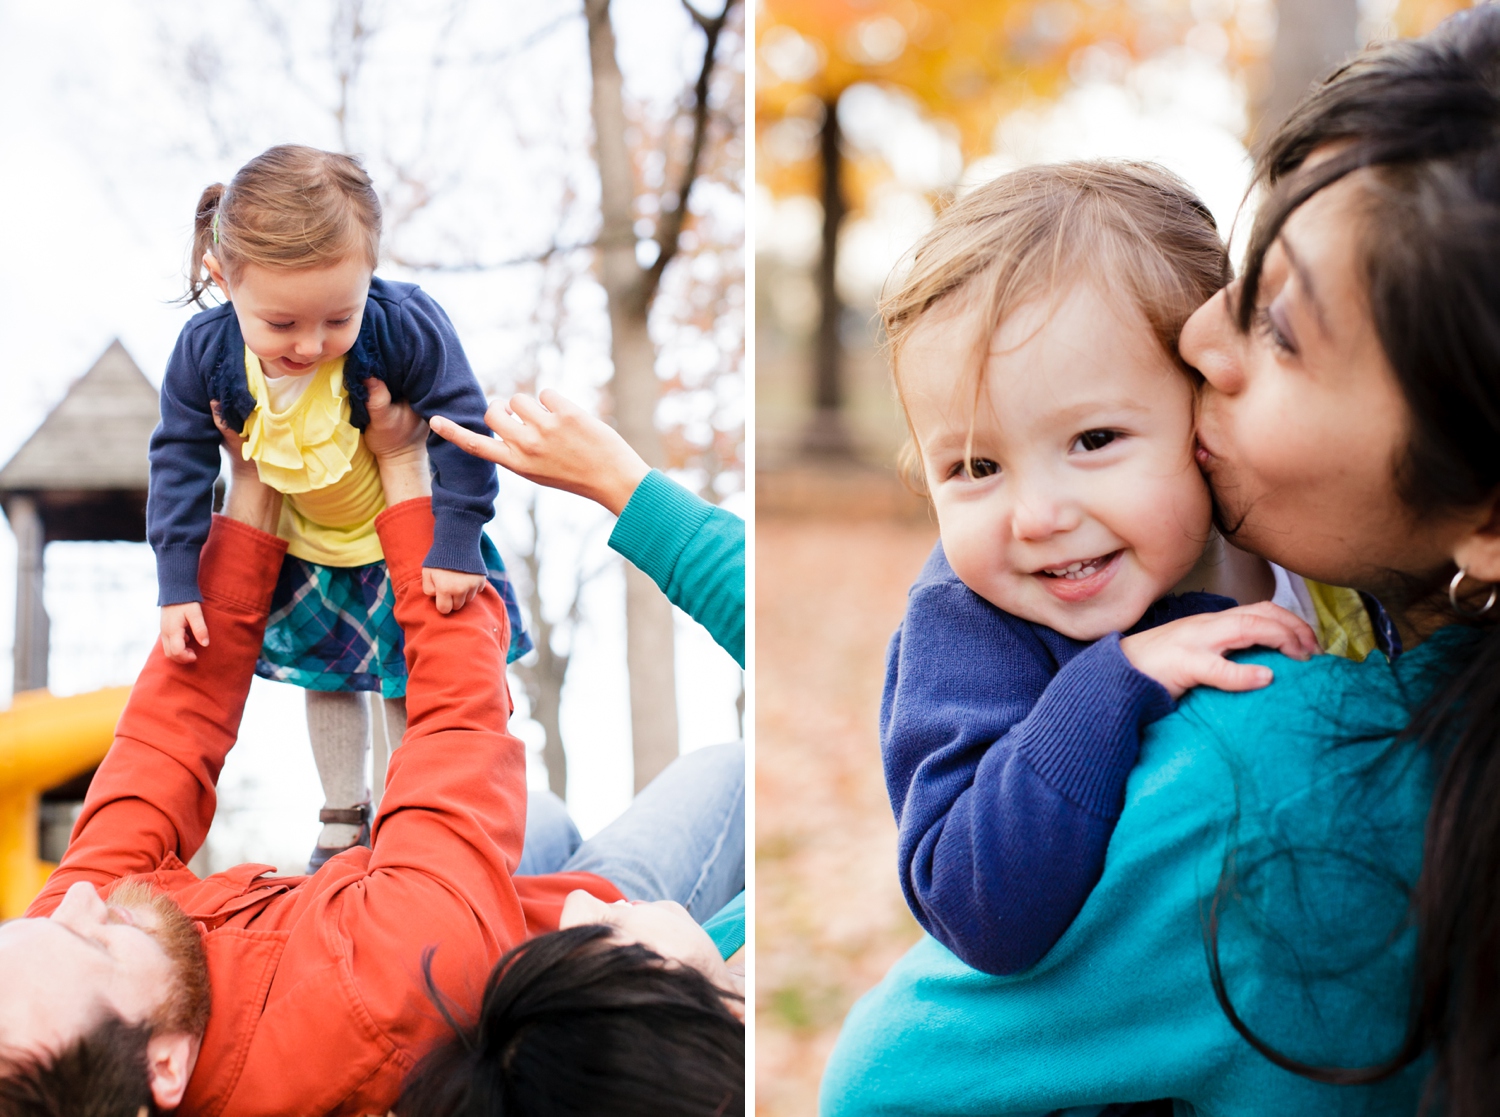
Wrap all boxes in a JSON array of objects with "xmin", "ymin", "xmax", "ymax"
[
  {"xmin": 822, "ymin": 644, "xmax": 1446, "ymax": 1117},
  {"xmin": 702, "ymin": 891, "xmax": 745, "ymax": 960},
  {"xmin": 608, "ymin": 470, "xmax": 745, "ymax": 667}
]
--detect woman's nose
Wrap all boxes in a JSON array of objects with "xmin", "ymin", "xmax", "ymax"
[{"xmin": 1179, "ymin": 288, "xmax": 1245, "ymax": 395}]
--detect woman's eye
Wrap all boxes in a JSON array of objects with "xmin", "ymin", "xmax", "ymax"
[
  {"xmin": 1252, "ymin": 307, "xmax": 1295, "ymax": 355},
  {"xmin": 1071, "ymin": 430, "xmax": 1118, "ymax": 453},
  {"xmin": 947, "ymin": 457, "xmax": 999, "ymax": 480}
]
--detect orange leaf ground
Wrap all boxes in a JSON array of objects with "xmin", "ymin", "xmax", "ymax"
[{"xmin": 754, "ymin": 503, "xmax": 937, "ymax": 1114}]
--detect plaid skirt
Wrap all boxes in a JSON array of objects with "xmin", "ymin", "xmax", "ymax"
[{"xmin": 254, "ymin": 533, "xmax": 532, "ymax": 698}]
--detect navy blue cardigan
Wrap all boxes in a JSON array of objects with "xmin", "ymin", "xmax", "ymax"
[
  {"xmin": 882, "ymin": 543, "xmax": 1234, "ymax": 976},
  {"xmin": 148, "ymin": 277, "xmax": 497, "ymax": 605}
]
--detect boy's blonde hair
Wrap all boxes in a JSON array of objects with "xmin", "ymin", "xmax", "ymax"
[
  {"xmin": 185, "ymin": 144, "xmax": 382, "ymax": 307},
  {"xmin": 881, "ymin": 160, "xmax": 1231, "ymax": 491}
]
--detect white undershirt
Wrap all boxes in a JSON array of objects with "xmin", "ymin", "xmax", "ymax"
[
  {"xmin": 262, "ymin": 369, "xmax": 314, "ymax": 413},
  {"xmin": 1269, "ymin": 562, "xmax": 1318, "ymax": 631}
]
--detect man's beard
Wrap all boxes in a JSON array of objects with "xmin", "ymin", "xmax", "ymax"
[{"xmin": 106, "ymin": 882, "xmax": 211, "ymax": 1037}]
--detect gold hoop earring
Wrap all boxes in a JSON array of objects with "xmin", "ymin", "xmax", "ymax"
[{"xmin": 1448, "ymin": 567, "xmax": 1497, "ymax": 617}]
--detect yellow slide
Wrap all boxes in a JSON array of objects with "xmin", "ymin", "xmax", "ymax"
[{"xmin": 0, "ymin": 687, "xmax": 129, "ymax": 918}]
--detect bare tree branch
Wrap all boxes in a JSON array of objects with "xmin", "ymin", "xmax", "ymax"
[
  {"xmin": 641, "ymin": 0, "xmax": 737, "ymax": 302},
  {"xmin": 386, "ymin": 238, "xmax": 599, "ymax": 272}
]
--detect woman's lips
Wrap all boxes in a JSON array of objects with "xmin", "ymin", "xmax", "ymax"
[{"xmin": 1035, "ymin": 550, "xmax": 1123, "ymax": 603}]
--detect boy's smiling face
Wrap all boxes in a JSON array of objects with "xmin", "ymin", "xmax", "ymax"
[{"xmin": 902, "ymin": 282, "xmax": 1212, "ymax": 641}]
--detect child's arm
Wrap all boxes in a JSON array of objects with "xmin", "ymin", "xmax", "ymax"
[
  {"xmin": 370, "ymin": 285, "xmax": 499, "ymax": 611},
  {"xmin": 886, "ymin": 560, "xmax": 1315, "ymax": 977},
  {"xmin": 431, "ymin": 391, "xmax": 745, "ymax": 667},
  {"xmin": 149, "ymin": 325, "xmax": 233, "ymax": 662}
]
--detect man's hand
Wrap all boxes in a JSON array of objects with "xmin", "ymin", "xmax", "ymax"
[
  {"xmin": 211, "ymin": 400, "xmax": 282, "ymax": 534},
  {"xmin": 362, "ymin": 378, "xmax": 432, "ymax": 505},
  {"xmin": 422, "ymin": 568, "xmax": 486, "ymax": 615},
  {"xmin": 1119, "ymin": 602, "xmax": 1319, "ymax": 700},
  {"xmin": 161, "ymin": 602, "xmax": 209, "ymax": 664},
  {"xmin": 430, "ymin": 389, "xmax": 650, "ymax": 517}
]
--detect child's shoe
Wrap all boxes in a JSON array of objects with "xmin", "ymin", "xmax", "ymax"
[{"xmin": 308, "ymin": 803, "xmax": 372, "ymax": 872}]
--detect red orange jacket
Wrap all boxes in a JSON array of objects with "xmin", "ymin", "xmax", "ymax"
[{"xmin": 27, "ymin": 501, "xmax": 623, "ymax": 1116}]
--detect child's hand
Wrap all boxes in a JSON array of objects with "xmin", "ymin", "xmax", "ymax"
[
  {"xmin": 422, "ymin": 567, "xmax": 486, "ymax": 615},
  {"xmin": 161, "ymin": 602, "xmax": 210, "ymax": 664},
  {"xmin": 1119, "ymin": 602, "xmax": 1319, "ymax": 699},
  {"xmin": 429, "ymin": 390, "xmax": 650, "ymax": 516}
]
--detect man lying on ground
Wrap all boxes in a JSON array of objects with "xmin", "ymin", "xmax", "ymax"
[{"xmin": 0, "ymin": 388, "xmax": 743, "ymax": 1117}]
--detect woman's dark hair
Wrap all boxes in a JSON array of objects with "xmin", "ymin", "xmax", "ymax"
[
  {"xmin": 395, "ymin": 925, "xmax": 744, "ymax": 1116},
  {"xmin": 0, "ymin": 1015, "xmax": 158, "ymax": 1117},
  {"xmin": 1210, "ymin": 10, "xmax": 1500, "ymax": 1113}
]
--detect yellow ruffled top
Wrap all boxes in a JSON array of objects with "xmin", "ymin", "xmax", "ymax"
[{"xmin": 240, "ymin": 349, "xmax": 386, "ymax": 567}]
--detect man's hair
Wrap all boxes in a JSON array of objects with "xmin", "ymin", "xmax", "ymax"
[
  {"xmin": 0, "ymin": 1015, "xmax": 158, "ymax": 1117},
  {"xmin": 396, "ymin": 924, "xmax": 744, "ymax": 1116},
  {"xmin": 879, "ymin": 159, "xmax": 1230, "ymax": 491}
]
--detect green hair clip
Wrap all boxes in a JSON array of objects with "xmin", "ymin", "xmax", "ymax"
[{"xmin": 212, "ymin": 211, "xmax": 220, "ymax": 246}]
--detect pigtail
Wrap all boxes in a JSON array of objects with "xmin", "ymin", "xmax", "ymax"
[{"xmin": 184, "ymin": 183, "xmax": 227, "ymax": 308}]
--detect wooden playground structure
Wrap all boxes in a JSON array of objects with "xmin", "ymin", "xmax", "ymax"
[{"xmin": 0, "ymin": 341, "xmax": 157, "ymax": 917}]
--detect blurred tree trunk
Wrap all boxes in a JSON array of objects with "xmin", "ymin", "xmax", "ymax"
[
  {"xmin": 517, "ymin": 497, "xmax": 572, "ymax": 798},
  {"xmin": 1259, "ymin": 0, "xmax": 1359, "ymax": 137},
  {"xmin": 585, "ymin": 0, "xmax": 734, "ymax": 792},
  {"xmin": 802, "ymin": 95, "xmax": 853, "ymax": 457}
]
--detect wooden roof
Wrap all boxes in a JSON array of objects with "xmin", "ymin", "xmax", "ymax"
[{"xmin": 0, "ymin": 341, "xmax": 159, "ymax": 493}]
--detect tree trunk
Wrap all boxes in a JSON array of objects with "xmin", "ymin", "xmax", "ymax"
[
  {"xmin": 1260, "ymin": 0, "xmax": 1359, "ymax": 137},
  {"xmin": 803, "ymin": 95, "xmax": 852, "ymax": 457},
  {"xmin": 586, "ymin": 0, "xmax": 681, "ymax": 793}
]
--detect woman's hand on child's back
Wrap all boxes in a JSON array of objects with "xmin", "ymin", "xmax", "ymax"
[
  {"xmin": 161, "ymin": 602, "xmax": 210, "ymax": 664},
  {"xmin": 430, "ymin": 390, "xmax": 650, "ymax": 517},
  {"xmin": 1119, "ymin": 602, "xmax": 1320, "ymax": 700}
]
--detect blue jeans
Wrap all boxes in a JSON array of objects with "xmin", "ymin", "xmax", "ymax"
[{"xmin": 515, "ymin": 741, "xmax": 745, "ymax": 924}]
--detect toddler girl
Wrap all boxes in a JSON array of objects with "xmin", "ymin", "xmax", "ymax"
[
  {"xmin": 148, "ymin": 144, "xmax": 529, "ymax": 870},
  {"xmin": 880, "ymin": 161, "xmax": 1324, "ymax": 976}
]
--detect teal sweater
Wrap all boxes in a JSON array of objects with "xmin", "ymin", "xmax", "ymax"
[
  {"xmin": 821, "ymin": 627, "xmax": 1479, "ymax": 1117},
  {"xmin": 608, "ymin": 470, "xmax": 745, "ymax": 668}
]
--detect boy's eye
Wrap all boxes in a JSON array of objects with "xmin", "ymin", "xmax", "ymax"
[
  {"xmin": 328, "ymin": 316, "xmax": 353, "ymax": 327},
  {"xmin": 1071, "ymin": 430, "xmax": 1118, "ymax": 452},
  {"xmin": 947, "ymin": 457, "xmax": 1000, "ymax": 480},
  {"xmin": 267, "ymin": 320, "xmax": 295, "ymax": 331}
]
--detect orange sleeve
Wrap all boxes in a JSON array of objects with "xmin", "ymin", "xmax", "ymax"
[
  {"xmin": 28, "ymin": 517, "xmax": 286, "ymax": 917},
  {"xmin": 335, "ymin": 500, "xmax": 533, "ymax": 1018}
]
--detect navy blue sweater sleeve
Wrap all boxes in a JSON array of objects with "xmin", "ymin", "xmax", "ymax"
[
  {"xmin": 883, "ymin": 545, "xmax": 1204, "ymax": 976},
  {"xmin": 148, "ymin": 310, "xmax": 233, "ymax": 605},
  {"xmin": 367, "ymin": 281, "xmax": 497, "ymax": 576}
]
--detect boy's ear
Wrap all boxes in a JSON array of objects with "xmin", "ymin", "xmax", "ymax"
[{"xmin": 202, "ymin": 252, "xmax": 230, "ymax": 296}]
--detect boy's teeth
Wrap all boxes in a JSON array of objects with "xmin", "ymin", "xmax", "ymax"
[{"xmin": 1044, "ymin": 555, "xmax": 1107, "ymax": 579}]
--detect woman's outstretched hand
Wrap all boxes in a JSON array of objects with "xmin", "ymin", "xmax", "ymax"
[
  {"xmin": 430, "ymin": 390, "xmax": 650, "ymax": 517},
  {"xmin": 1119, "ymin": 601, "xmax": 1320, "ymax": 699}
]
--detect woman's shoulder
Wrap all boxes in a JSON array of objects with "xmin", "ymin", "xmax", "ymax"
[{"xmin": 1128, "ymin": 633, "xmax": 1473, "ymax": 843}]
